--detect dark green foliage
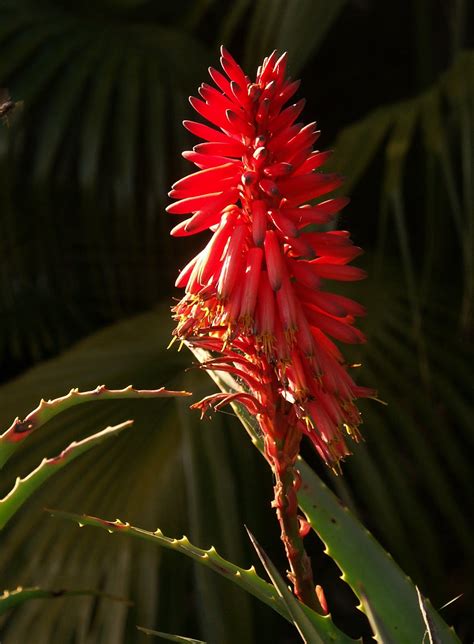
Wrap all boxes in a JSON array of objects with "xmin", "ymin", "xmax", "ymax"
[{"xmin": 0, "ymin": 0, "xmax": 472, "ymax": 641}]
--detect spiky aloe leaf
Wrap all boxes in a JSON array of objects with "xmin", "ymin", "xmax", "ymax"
[
  {"xmin": 136, "ymin": 626, "xmax": 205, "ymax": 642},
  {"xmin": 0, "ymin": 420, "xmax": 134, "ymax": 529},
  {"xmin": 358, "ymin": 588, "xmax": 396, "ymax": 644},
  {"xmin": 295, "ymin": 460, "xmax": 460, "ymax": 644},
  {"xmin": 246, "ymin": 528, "xmax": 324, "ymax": 644},
  {"xmin": 188, "ymin": 345, "xmax": 460, "ymax": 644},
  {"xmin": 50, "ymin": 510, "xmax": 357, "ymax": 644},
  {"xmin": 0, "ymin": 385, "xmax": 190, "ymax": 469},
  {"xmin": 416, "ymin": 586, "xmax": 442, "ymax": 644},
  {"xmin": 0, "ymin": 586, "xmax": 131, "ymax": 616}
]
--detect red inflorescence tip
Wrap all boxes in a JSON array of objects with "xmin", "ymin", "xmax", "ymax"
[{"xmin": 168, "ymin": 47, "xmax": 373, "ymax": 468}]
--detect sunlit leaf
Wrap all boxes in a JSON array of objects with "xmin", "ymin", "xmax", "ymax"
[
  {"xmin": 51, "ymin": 509, "xmax": 356, "ymax": 644},
  {"xmin": 137, "ymin": 625, "xmax": 205, "ymax": 643}
]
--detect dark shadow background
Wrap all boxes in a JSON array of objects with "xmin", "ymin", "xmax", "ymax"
[{"xmin": 0, "ymin": 0, "xmax": 472, "ymax": 642}]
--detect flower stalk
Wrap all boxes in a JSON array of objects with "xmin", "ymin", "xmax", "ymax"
[
  {"xmin": 273, "ymin": 459, "xmax": 321, "ymax": 611},
  {"xmin": 263, "ymin": 406, "xmax": 322, "ymax": 611}
]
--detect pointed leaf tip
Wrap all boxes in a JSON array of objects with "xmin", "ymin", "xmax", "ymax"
[
  {"xmin": 136, "ymin": 626, "xmax": 206, "ymax": 643},
  {"xmin": 246, "ymin": 527, "xmax": 326, "ymax": 644}
]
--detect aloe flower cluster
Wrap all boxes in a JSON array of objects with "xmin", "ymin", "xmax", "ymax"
[{"xmin": 169, "ymin": 47, "xmax": 374, "ymax": 469}]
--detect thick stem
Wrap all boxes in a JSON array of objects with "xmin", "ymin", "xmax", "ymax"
[
  {"xmin": 261, "ymin": 399, "xmax": 323, "ymax": 613},
  {"xmin": 272, "ymin": 459, "xmax": 322, "ymax": 612}
]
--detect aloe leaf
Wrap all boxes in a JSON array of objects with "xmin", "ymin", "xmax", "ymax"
[
  {"xmin": 0, "ymin": 385, "xmax": 190, "ymax": 469},
  {"xmin": 188, "ymin": 346, "xmax": 460, "ymax": 644},
  {"xmin": 0, "ymin": 585, "xmax": 131, "ymax": 616},
  {"xmin": 416, "ymin": 587, "xmax": 442, "ymax": 644},
  {"xmin": 246, "ymin": 528, "xmax": 325, "ymax": 644},
  {"xmin": 296, "ymin": 456, "xmax": 459, "ymax": 644},
  {"xmin": 136, "ymin": 626, "xmax": 206, "ymax": 643},
  {"xmin": 0, "ymin": 420, "xmax": 134, "ymax": 529},
  {"xmin": 358, "ymin": 588, "xmax": 396, "ymax": 644},
  {"xmin": 51, "ymin": 510, "xmax": 357, "ymax": 644}
]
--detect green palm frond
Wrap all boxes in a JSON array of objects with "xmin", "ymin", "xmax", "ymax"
[
  {"xmin": 241, "ymin": 0, "xmax": 347, "ymax": 74},
  {"xmin": 330, "ymin": 51, "xmax": 474, "ymax": 328},
  {"xmin": 0, "ymin": 585, "xmax": 132, "ymax": 616},
  {"xmin": 0, "ymin": 0, "xmax": 212, "ymax": 366}
]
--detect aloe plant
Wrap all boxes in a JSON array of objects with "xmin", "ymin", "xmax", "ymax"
[{"xmin": 0, "ymin": 1, "xmax": 471, "ymax": 640}]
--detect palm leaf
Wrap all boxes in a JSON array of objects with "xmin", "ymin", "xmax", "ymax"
[
  {"xmin": 0, "ymin": 585, "xmax": 131, "ymax": 616},
  {"xmin": 330, "ymin": 51, "xmax": 474, "ymax": 328},
  {"xmin": 0, "ymin": 0, "xmax": 211, "ymax": 365},
  {"xmin": 242, "ymin": 0, "xmax": 347, "ymax": 74}
]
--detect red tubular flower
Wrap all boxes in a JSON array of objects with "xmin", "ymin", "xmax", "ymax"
[{"xmin": 169, "ymin": 47, "xmax": 374, "ymax": 469}]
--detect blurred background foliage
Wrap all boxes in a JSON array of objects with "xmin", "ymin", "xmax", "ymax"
[{"xmin": 0, "ymin": 0, "xmax": 472, "ymax": 642}]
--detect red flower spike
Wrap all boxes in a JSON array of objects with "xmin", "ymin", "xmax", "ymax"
[
  {"xmin": 276, "ymin": 276, "xmax": 298, "ymax": 335},
  {"xmin": 182, "ymin": 149, "xmax": 233, "ymax": 169},
  {"xmin": 268, "ymin": 209, "xmax": 298, "ymax": 237},
  {"xmin": 197, "ymin": 213, "xmax": 236, "ymax": 286},
  {"xmin": 194, "ymin": 141, "xmax": 246, "ymax": 158},
  {"xmin": 239, "ymin": 247, "xmax": 264, "ymax": 328},
  {"xmin": 252, "ymin": 199, "xmax": 267, "ymax": 247},
  {"xmin": 174, "ymin": 251, "xmax": 199, "ymax": 287},
  {"xmin": 208, "ymin": 66, "xmax": 233, "ymax": 99},
  {"xmin": 216, "ymin": 225, "xmax": 247, "ymax": 301},
  {"xmin": 255, "ymin": 271, "xmax": 276, "ymax": 352},
  {"xmin": 264, "ymin": 161, "xmax": 294, "ymax": 178},
  {"xmin": 171, "ymin": 162, "xmax": 239, "ymax": 193},
  {"xmin": 183, "ymin": 119, "xmax": 232, "ymax": 144},
  {"xmin": 169, "ymin": 47, "xmax": 373, "ymax": 472},
  {"xmin": 264, "ymin": 230, "xmax": 285, "ymax": 291},
  {"xmin": 271, "ymin": 99, "xmax": 306, "ymax": 133},
  {"xmin": 294, "ymin": 150, "xmax": 333, "ymax": 174}
]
